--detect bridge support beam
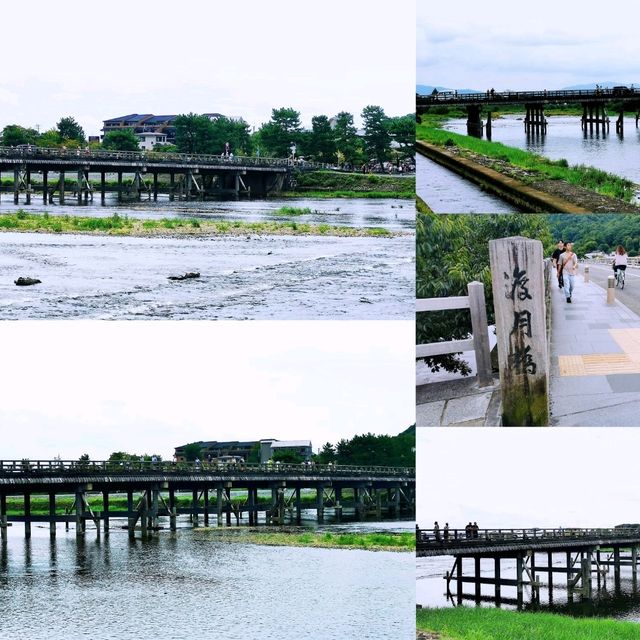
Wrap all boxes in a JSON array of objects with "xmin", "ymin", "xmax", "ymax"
[
  {"xmin": 191, "ymin": 489, "xmax": 198, "ymax": 525},
  {"xmin": 25, "ymin": 168, "xmax": 31, "ymax": 205},
  {"xmin": 169, "ymin": 173, "xmax": 175, "ymax": 201},
  {"xmin": 117, "ymin": 172, "xmax": 123, "ymax": 201},
  {"xmin": 465, "ymin": 105, "xmax": 483, "ymax": 138},
  {"xmin": 13, "ymin": 169, "xmax": 19, "ymax": 204},
  {"xmin": 169, "ymin": 489, "xmax": 176, "ymax": 531},
  {"xmin": 42, "ymin": 171, "xmax": 48, "ymax": 204},
  {"xmin": 0, "ymin": 495, "xmax": 6, "ymax": 543},
  {"xmin": 582, "ymin": 102, "xmax": 609, "ymax": 134},
  {"xmin": 59, "ymin": 171, "xmax": 65, "ymax": 204},
  {"xmin": 316, "ymin": 485, "xmax": 325, "ymax": 523},
  {"xmin": 616, "ymin": 111, "xmax": 624, "ymax": 135},
  {"xmin": 494, "ymin": 558, "xmax": 501, "ymax": 602},
  {"xmin": 100, "ymin": 172, "xmax": 106, "ymax": 203},
  {"xmin": 153, "ymin": 173, "xmax": 158, "ymax": 201},
  {"xmin": 295, "ymin": 487, "xmax": 302, "ymax": 523},
  {"xmin": 102, "ymin": 491, "xmax": 109, "ymax": 533},
  {"xmin": 524, "ymin": 104, "xmax": 547, "ymax": 134},
  {"xmin": 49, "ymin": 492, "xmax": 56, "ymax": 537}
]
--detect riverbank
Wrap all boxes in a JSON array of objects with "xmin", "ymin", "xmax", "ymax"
[
  {"xmin": 202, "ymin": 529, "xmax": 415, "ymax": 552},
  {"xmin": 417, "ymin": 122, "xmax": 640, "ymax": 212},
  {"xmin": 288, "ymin": 170, "xmax": 415, "ymax": 198},
  {"xmin": 416, "ymin": 607, "xmax": 640, "ymax": 639},
  {"xmin": 0, "ymin": 211, "xmax": 399, "ymax": 238}
]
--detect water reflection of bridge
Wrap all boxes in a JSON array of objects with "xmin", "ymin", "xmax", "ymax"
[
  {"xmin": 0, "ymin": 147, "xmax": 332, "ymax": 203},
  {"xmin": 0, "ymin": 460, "xmax": 415, "ymax": 540},
  {"xmin": 417, "ymin": 526, "xmax": 640, "ymax": 607},
  {"xmin": 417, "ymin": 88, "xmax": 640, "ymax": 137}
]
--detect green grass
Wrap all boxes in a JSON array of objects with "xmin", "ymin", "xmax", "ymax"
[
  {"xmin": 280, "ymin": 189, "xmax": 414, "ymax": 199},
  {"xmin": 212, "ymin": 530, "xmax": 415, "ymax": 552},
  {"xmin": 416, "ymin": 122, "xmax": 635, "ymax": 201},
  {"xmin": 274, "ymin": 206, "xmax": 312, "ymax": 215},
  {"xmin": 0, "ymin": 211, "xmax": 396, "ymax": 238},
  {"xmin": 416, "ymin": 607, "xmax": 640, "ymax": 640}
]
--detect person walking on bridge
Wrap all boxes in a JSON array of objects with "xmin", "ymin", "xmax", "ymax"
[
  {"xmin": 559, "ymin": 242, "xmax": 578, "ymax": 303},
  {"xmin": 434, "ymin": 521, "xmax": 441, "ymax": 541}
]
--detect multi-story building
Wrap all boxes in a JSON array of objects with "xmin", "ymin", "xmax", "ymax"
[{"xmin": 174, "ymin": 438, "xmax": 313, "ymax": 463}]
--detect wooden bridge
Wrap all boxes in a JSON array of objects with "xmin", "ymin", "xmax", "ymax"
[
  {"xmin": 417, "ymin": 87, "xmax": 640, "ymax": 136},
  {"xmin": 0, "ymin": 146, "xmax": 336, "ymax": 203},
  {"xmin": 417, "ymin": 526, "xmax": 640, "ymax": 606},
  {"xmin": 0, "ymin": 460, "xmax": 415, "ymax": 540}
]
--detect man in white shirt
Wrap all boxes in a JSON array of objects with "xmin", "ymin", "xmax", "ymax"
[{"xmin": 558, "ymin": 242, "xmax": 578, "ymax": 303}]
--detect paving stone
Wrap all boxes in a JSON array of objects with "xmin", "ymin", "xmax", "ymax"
[
  {"xmin": 416, "ymin": 401, "xmax": 446, "ymax": 427},
  {"xmin": 441, "ymin": 393, "xmax": 492, "ymax": 425}
]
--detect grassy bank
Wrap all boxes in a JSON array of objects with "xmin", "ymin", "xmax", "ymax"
[
  {"xmin": 417, "ymin": 607, "xmax": 640, "ymax": 639},
  {"xmin": 0, "ymin": 211, "xmax": 396, "ymax": 238},
  {"xmin": 208, "ymin": 530, "xmax": 415, "ymax": 552},
  {"xmin": 416, "ymin": 122, "xmax": 635, "ymax": 201},
  {"xmin": 289, "ymin": 170, "xmax": 414, "ymax": 198}
]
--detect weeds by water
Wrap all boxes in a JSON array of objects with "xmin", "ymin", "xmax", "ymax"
[
  {"xmin": 0, "ymin": 211, "xmax": 396, "ymax": 238},
  {"xmin": 274, "ymin": 206, "xmax": 312, "ymax": 215},
  {"xmin": 416, "ymin": 607, "xmax": 640, "ymax": 639},
  {"xmin": 214, "ymin": 530, "xmax": 415, "ymax": 552}
]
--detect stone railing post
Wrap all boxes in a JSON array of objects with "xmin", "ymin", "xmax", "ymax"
[{"xmin": 489, "ymin": 237, "xmax": 549, "ymax": 426}]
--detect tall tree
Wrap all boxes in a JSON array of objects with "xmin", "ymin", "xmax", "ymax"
[
  {"xmin": 258, "ymin": 107, "xmax": 302, "ymax": 158},
  {"xmin": 57, "ymin": 116, "xmax": 85, "ymax": 143},
  {"xmin": 333, "ymin": 111, "xmax": 359, "ymax": 166},
  {"xmin": 361, "ymin": 105, "xmax": 392, "ymax": 169},
  {"xmin": 102, "ymin": 129, "xmax": 140, "ymax": 151},
  {"xmin": 309, "ymin": 115, "xmax": 337, "ymax": 163},
  {"xmin": 388, "ymin": 114, "xmax": 415, "ymax": 158},
  {"xmin": 1, "ymin": 124, "xmax": 39, "ymax": 147},
  {"xmin": 174, "ymin": 113, "xmax": 215, "ymax": 154}
]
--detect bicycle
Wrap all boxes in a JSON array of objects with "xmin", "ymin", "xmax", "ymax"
[{"xmin": 615, "ymin": 268, "xmax": 626, "ymax": 290}]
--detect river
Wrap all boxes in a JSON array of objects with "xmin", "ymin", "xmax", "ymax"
[
  {"xmin": 416, "ymin": 153, "xmax": 516, "ymax": 213},
  {"xmin": 0, "ymin": 519, "xmax": 413, "ymax": 640},
  {"xmin": 417, "ymin": 554, "xmax": 640, "ymax": 622},
  {"xmin": 0, "ymin": 196, "xmax": 414, "ymax": 320}
]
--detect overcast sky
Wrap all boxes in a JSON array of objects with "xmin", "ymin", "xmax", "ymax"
[
  {"xmin": 417, "ymin": 428, "xmax": 640, "ymax": 529},
  {"xmin": 0, "ymin": 321, "xmax": 414, "ymax": 461},
  {"xmin": 0, "ymin": 0, "xmax": 414, "ymax": 137},
  {"xmin": 418, "ymin": 0, "xmax": 640, "ymax": 91}
]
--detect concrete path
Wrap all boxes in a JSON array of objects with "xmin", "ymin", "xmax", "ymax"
[{"xmin": 550, "ymin": 271, "xmax": 640, "ymax": 426}]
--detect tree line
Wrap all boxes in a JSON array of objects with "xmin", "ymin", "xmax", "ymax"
[{"xmin": 0, "ymin": 106, "xmax": 414, "ymax": 166}]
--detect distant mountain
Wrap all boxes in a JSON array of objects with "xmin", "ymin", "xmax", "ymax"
[{"xmin": 416, "ymin": 85, "xmax": 480, "ymax": 95}]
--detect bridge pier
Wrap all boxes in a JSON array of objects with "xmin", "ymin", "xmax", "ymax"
[
  {"xmin": 13, "ymin": 169, "xmax": 19, "ymax": 204},
  {"xmin": 191, "ymin": 489, "xmax": 198, "ymax": 525},
  {"xmin": 316, "ymin": 485, "xmax": 325, "ymax": 523},
  {"xmin": 616, "ymin": 111, "xmax": 624, "ymax": 136},
  {"xmin": 25, "ymin": 168, "xmax": 31, "ymax": 205},
  {"xmin": 102, "ymin": 490, "xmax": 109, "ymax": 533},
  {"xmin": 153, "ymin": 173, "xmax": 158, "ymax": 201},
  {"xmin": 0, "ymin": 495, "xmax": 7, "ymax": 542},
  {"xmin": 42, "ymin": 171, "xmax": 48, "ymax": 204},
  {"xmin": 117, "ymin": 171, "xmax": 123, "ymax": 201},
  {"xmin": 486, "ymin": 111, "xmax": 492, "ymax": 141},
  {"xmin": 465, "ymin": 105, "xmax": 483, "ymax": 138},
  {"xmin": 100, "ymin": 172, "xmax": 106, "ymax": 203},
  {"xmin": 49, "ymin": 492, "xmax": 56, "ymax": 537},
  {"xmin": 59, "ymin": 171, "xmax": 65, "ymax": 204},
  {"xmin": 524, "ymin": 104, "xmax": 547, "ymax": 134},
  {"xmin": 169, "ymin": 489, "xmax": 177, "ymax": 531},
  {"xmin": 582, "ymin": 103, "xmax": 609, "ymax": 134}
]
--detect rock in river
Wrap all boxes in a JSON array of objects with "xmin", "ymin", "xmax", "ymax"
[
  {"xmin": 15, "ymin": 277, "xmax": 42, "ymax": 286},
  {"xmin": 167, "ymin": 272, "xmax": 200, "ymax": 281}
]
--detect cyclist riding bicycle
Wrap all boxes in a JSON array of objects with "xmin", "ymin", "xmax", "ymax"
[{"xmin": 613, "ymin": 245, "xmax": 628, "ymax": 285}]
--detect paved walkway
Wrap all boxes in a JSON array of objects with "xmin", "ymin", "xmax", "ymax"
[{"xmin": 550, "ymin": 273, "xmax": 640, "ymax": 426}]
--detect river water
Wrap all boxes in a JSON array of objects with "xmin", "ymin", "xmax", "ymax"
[
  {"xmin": 417, "ymin": 554, "xmax": 640, "ymax": 622},
  {"xmin": 0, "ymin": 520, "xmax": 414, "ymax": 640},
  {"xmin": 416, "ymin": 153, "xmax": 516, "ymax": 213},
  {"xmin": 0, "ymin": 196, "xmax": 414, "ymax": 319}
]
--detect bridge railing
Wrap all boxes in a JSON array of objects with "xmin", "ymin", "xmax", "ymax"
[
  {"xmin": 416, "ymin": 526, "xmax": 640, "ymax": 548},
  {"xmin": 0, "ymin": 145, "xmax": 339, "ymax": 171},
  {"xmin": 417, "ymin": 87, "xmax": 640, "ymax": 104},
  {"xmin": 416, "ymin": 281, "xmax": 493, "ymax": 388},
  {"xmin": 0, "ymin": 459, "xmax": 414, "ymax": 478}
]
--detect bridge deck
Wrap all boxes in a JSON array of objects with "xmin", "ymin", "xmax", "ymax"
[
  {"xmin": 417, "ymin": 88, "xmax": 640, "ymax": 108},
  {"xmin": 416, "ymin": 527, "xmax": 640, "ymax": 557}
]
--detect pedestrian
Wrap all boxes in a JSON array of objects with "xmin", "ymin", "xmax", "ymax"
[
  {"xmin": 558, "ymin": 242, "xmax": 578, "ymax": 303},
  {"xmin": 444, "ymin": 522, "xmax": 450, "ymax": 541},
  {"xmin": 472, "ymin": 522, "xmax": 479, "ymax": 539},
  {"xmin": 465, "ymin": 522, "xmax": 472, "ymax": 539},
  {"xmin": 551, "ymin": 240, "xmax": 565, "ymax": 289},
  {"xmin": 434, "ymin": 521, "xmax": 441, "ymax": 542}
]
